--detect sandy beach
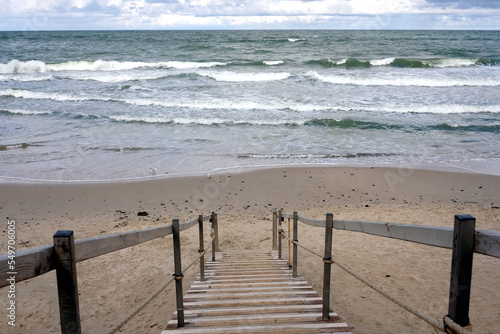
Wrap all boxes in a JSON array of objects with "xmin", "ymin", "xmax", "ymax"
[{"xmin": 1, "ymin": 166, "xmax": 499, "ymax": 334}]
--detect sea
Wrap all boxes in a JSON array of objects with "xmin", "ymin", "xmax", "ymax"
[{"xmin": 1, "ymin": 30, "xmax": 500, "ymax": 181}]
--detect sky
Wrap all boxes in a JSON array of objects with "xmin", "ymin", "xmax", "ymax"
[{"xmin": 1, "ymin": 0, "xmax": 499, "ymax": 31}]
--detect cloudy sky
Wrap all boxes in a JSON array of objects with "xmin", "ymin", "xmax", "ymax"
[{"xmin": 1, "ymin": 0, "xmax": 499, "ymax": 31}]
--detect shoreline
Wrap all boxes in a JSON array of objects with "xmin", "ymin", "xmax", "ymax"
[
  {"xmin": 1, "ymin": 165, "xmax": 499, "ymax": 333},
  {"xmin": 2, "ymin": 158, "xmax": 500, "ymax": 184}
]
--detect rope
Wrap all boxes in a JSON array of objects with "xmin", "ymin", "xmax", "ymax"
[
  {"xmin": 106, "ymin": 235, "xmax": 216, "ymax": 334},
  {"xmin": 278, "ymin": 230, "xmax": 471, "ymax": 334},
  {"xmin": 281, "ymin": 230, "xmax": 323, "ymax": 259},
  {"xmin": 443, "ymin": 316, "xmax": 472, "ymax": 334}
]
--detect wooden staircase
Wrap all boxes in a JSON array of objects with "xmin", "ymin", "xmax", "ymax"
[{"xmin": 162, "ymin": 251, "xmax": 352, "ymax": 333}]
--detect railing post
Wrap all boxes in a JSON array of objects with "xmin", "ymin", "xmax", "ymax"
[
  {"xmin": 210, "ymin": 213, "xmax": 217, "ymax": 262},
  {"xmin": 278, "ymin": 211, "xmax": 283, "ymax": 260},
  {"xmin": 448, "ymin": 214, "xmax": 475, "ymax": 328},
  {"xmin": 198, "ymin": 215, "xmax": 205, "ymax": 282},
  {"xmin": 211, "ymin": 212, "xmax": 219, "ymax": 252},
  {"xmin": 272, "ymin": 211, "xmax": 278, "ymax": 250},
  {"xmin": 288, "ymin": 217, "xmax": 291, "ymax": 267},
  {"xmin": 322, "ymin": 213, "xmax": 334, "ymax": 321},
  {"xmin": 293, "ymin": 211, "xmax": 298, "ymax": 278},
  {"xmin": 172, "ymin": 219, "xmax": 184, "ymax": 327},
  {"xmin": 53, "ymin": 230, "xmax": 81, "ymax": 334}
]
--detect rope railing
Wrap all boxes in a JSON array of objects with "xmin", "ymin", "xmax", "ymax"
[{"xmin": 273, "ymin": 211, "xmax": 482, "ymax": 334}]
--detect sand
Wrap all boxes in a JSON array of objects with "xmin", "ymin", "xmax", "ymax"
[{"xmin": 1, "ymin": 166, "xmax": 499, "ymax": 334}]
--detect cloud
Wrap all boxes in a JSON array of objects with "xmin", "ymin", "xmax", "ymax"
[
  {"xmin": 0, "ymin": 0, "xmax": 499, "ymax": 30},
  {"xmin": 425, "ymin": 0, "xmax": 500, "ymax": 9}
]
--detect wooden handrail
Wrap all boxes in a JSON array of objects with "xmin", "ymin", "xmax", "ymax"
[
  {"xmin": 274, "ymin": 211, "xmax": 499, "ymax": 333},
  {"xmin": 0, "ymin": 214, "xmax": 212, "ymax": 288},
  {"xmin": 279, "ymin": 212, "xmax": 500, "ymax": 258}
]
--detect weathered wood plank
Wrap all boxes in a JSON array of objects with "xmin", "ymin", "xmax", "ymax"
[
  {"xmin": 182, "ymin": 296, "xmax": 323, "ymax": 308},
  {"xmin": 183, "ymin": 290, "xmax": 318, "ymax": 301},
  {"xmin": 297, "ymin": 215, "xmax": 325, "ymax": 227},
  {"xmin": 75, "ymin": 225, "xmax": 173, "ymax": 262},
  {"xmin": 0, "ymin": 215, "xmax": 211, "ymax": 288},
  {"xmin": 475, "ymin": 229, "xmax": 500, "ymax": 258},
  {"xmin": 286, "ymin": 212, "xmax": 500, "ymax": 258},
  {"xmin": 168, "ymin": 311, "xmax": 341, "ymax": 327},
  {"xmin": 182, "ymin": 304, "xmax": 323, "ymax": 317},
  {"xmin": 185, "ymin": 285, "xmax": 315, "ymax": 294},
  {"xmin": 333, "ymin": 219, "xmax": 454, "ymax": 249},
  {"xmin": 162, "ymin": 322, "xmax": 351, "ymax": 333},
  {"xmin": 0, "ymin": 244, "xmax": 54, "ymax": 288}
]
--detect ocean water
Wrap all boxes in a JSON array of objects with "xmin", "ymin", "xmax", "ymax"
[{"xmin": 1, "ymin": 30, "xmax": 499, "ymax": 181}]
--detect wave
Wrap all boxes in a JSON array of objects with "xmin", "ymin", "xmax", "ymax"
[
  {"xmin": 69, "ymin": 73, "xmax": 169, "ymax": 83},
  {"xmin": 305, "ymin": 118, "xmax": 404, "ymax": 130},
  {"xmin": 0, "ymin": 59, "xmax": 227, "ymax": 74},
  {"xmin": 308, "ymin": 57, "xmax": 497, "ymax": 68},
  {"xmin": 306, "ymin": 71, "xmax": 500, "ymax": 87},
  {"xmin": 0, "ymin": 108, "xmax": 52, "ymax": 116},
  {"xmin": 0, "ymin": 74, "xmax": 54, "ymax": 82},
  {"xmin": 0, "ymin": 89, "xmax": 103, "ymax": 102},
  {"xmin": 307, "ymin": 118, "xmax": 500, "ymax": 133},
  {"xmin": 429, "ymin": 123, "xmax": 500, "ymax": 133},
  {"xmin": 197, "ymin": 71, "xmax": 291, "ymax": 82},
  {"xmin": 0, "ymin": 89, "xmax": 325, "ymax": 112},
  {"xmin": 4, "ymin": 89, "xmax": 499, "ymax": 115},
  {"xmin": 0, "ymin": 142, "xmax": 30, "ymax": 151},
  {"xmin": 237, "ymin": 153, "xmax": 397, "ymax": 159},
  {"xmin": 263, "ymin": 60, "xmax": 284, "ymax": 66},
  {"xmin": 109, "ymin": 115, "xmax": 303, "ymax": 126}
]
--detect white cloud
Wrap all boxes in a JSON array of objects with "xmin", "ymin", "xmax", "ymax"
[{"xmin": 0, "ymin": 0, "xmax": 499, "ymax": 30}]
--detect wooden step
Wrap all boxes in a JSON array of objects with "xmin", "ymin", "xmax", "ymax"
[
  {"xmin": 163, "ymin": 322, "xmax": 352, "ymax": 333},
  {"xmin": 182, "ymin": 304, "xmax": 324, "ymax": 317},
  {"xmin": 162, "ymin": 251, "xmax": 352, "ymax": 333},
  {"xmin": 168, "ymin": 311, "xmax": 343, "ymax": 327}
]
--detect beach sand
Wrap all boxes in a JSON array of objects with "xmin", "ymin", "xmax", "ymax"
[{"xmin": 1, "ymin": 166, "xmax": 499, "ymax": 334}]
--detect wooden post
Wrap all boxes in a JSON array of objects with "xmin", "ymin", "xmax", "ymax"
[
  {"xmin": 293, "ymin": 211, "xmax": 298, "ymax": 278},
  {"xmin": 288, "ymin": 217, "xmax": 291, "ymax": 267},
  {"xmin": 272, "ymin": 211, "xmax": 278, "ymax": 250},
  {"xmin": 322, "ymin": 213, "xmax": 334, "ymax": 320},
  {"xmin": 53, "ymin": 230, "xmax": 81, "ymax": 334},
  {"xmin": 198, "ymin": 215, "xmax": 205, "ymax": 282},
  {"xmin": 448, "ymin": 214, "xmax": 475, "ymax": 328},
  {"xmin": 172, "ymin": 219, "xmax": 184, "ymax": 327},
  {"xmin": 211, "ymin": 212, "xmax": 219, "ymax": 252},
  {"xmin": 278, "ymin": 211, "xmax": 283, "ymax": 260},
  {"xmin": 211, "ymin": 213, "xmax": 217, "ymax": 262}
]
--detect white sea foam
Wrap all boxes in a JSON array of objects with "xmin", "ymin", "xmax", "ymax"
[
  {"xmin": 369, "ymin": 58, "xmax": 395, "ymax": 66},
  {"xmin": 162, "ymin": 61, "xmax": 226, "ymax": 69},
  {"xmin": 306, "ymin": 71, "xmax": 500, "ymax": 87},
  {"xmin": 399, "ymin": 104, "xmax": 500, "ymax": 114},
  {"xmin": 0, "ymin": 89, "xmax": 112, "ymax": 102},
  {"xmin": 0, "ymin": 74, "xmax": 54, "ymax": 82},
  {"xmin": 110, "ymin": 115, "xmax": 304, "ymax": 126},
  {"xmin": 0, "ymin": 60, "xmax": 47, "ymax": 73},
  {"xmin": 70, "ymin": 73, "xmax": 167, "ymax": 83},
  {"xmin": 4, "ymin": 89, "xmax": 498, "ymax": 115},
  {"xmin": 122, "ymin": 97, "xmax": 327, "ymax": 112},
  {"xmin": 1, "ymin": 108, "xmax": 51, "ymax": 115},
  {"xmin": 0, "ymin": 59, "xmax": 227, "ymax": 74},
  {"xmin": 425, "ymin": 58, "xmax": 477, "ymax": 68},
  {"xmin": 263, "ymin": 60, "xmax": 284, "ymax": 66},
  {"xmin": 197, "ymin": 71, "xmax": 291, "ymax": 82}
]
